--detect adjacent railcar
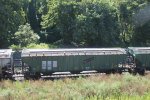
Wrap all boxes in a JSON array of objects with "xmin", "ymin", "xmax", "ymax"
[
  {"xmin": 128, "ymin": 47, "xmax": 150, "ymax": 74},
  {"xmin": 0, "ymin": 49, "xmax": 13, "ymax": 79},
  {"xmin": 21, "ymin": 48, "xmax": 127, "ymax": 78}
]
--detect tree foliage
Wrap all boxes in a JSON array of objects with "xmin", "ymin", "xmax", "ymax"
[
  {"xmin": 42, "ymin": 0, "xmax": 121, "ymax": 47},
  {"xmin": 1, "ymin": 0, "xmax": 150, "ymax": 48},
  {"xmin": 74, "ymin": 1, "xmax": 120, "ymax": 47},
  {"xmin": 14, "ymin": 23, "xmax": 40, "ymax": 47},
  {"xmin": 0, "ymin": 0, "xmax": 25, "ymax": 47}
]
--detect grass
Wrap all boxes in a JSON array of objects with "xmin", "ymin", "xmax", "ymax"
[{"xmin": 1, "ymin": 73, "xmax": 150, "ymax": 100}]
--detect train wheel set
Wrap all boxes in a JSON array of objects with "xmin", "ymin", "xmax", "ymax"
[{"xmin": 0, "ymin": 47, "xmax": 149, "ymax": 80}]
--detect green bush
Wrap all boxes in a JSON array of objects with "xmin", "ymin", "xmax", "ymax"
[
  {"xmin": 26, "ymin": 43, "xmax": 57, "ymax": 49},
  {"xmin": 9, "ymin": 43, "xmax": 57, "ymax": 50},
  {"xmin": 9, "ymin": 44, "xmax": 22, "ymax": 51}
]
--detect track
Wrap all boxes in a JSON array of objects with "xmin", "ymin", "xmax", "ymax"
[
  {"xmin": 42, "ymin": 73, "xmax": 106, "ymax": 80},
  {"xmin": 13, "ymin": 72, "xmax": 106, "ymax": 81}
]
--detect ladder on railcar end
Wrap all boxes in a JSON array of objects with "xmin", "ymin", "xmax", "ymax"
[
  {"xmin": 120, "ymin": 54, "xmax": 135, "ymax": 72},
  {"xmin": 124, "ymin": 55, "xmax": 145, "ymax": 75},
  {"xmin": 13, "ymin": 59, "xmax": 23, "ymax": 74},
  {"xmin": 12, "ymin": 50, "xmax": 23, "ymax": 75}
]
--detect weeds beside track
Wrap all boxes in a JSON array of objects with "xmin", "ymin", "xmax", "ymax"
[{"xmin": 1, "ymin": 73, "xmax": 150, "ymax": 100}]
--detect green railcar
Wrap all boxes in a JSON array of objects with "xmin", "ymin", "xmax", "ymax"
[
  {"xmin": 128, "ymin": 47, "xmax": 150, "ymax": 70},
  {"xmin": 21, "ymin": 48, "xmax": 127, "ymax": 78}
]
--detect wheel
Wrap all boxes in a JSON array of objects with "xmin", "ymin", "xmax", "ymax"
[
  {"xmin": 132, "ymin": 70, "xmax": 137, "ymax": 75},
  {"xmin": 116, "ymin": 69, "xmax": 122, "ymax": 74},
  {"xmin": 35, "ymin": 72, "xmax": 41, "ymax": 79},
  {"xmin": 128, "ymin": 68, "xmax": 137, "ymax": 75},
  {"xmin": 24, "ymin": 72, "xmax": 30, "ymax": 80},
  {"xmin": 138, "ymin": 68, "xmax": 145, "ymax": 75},
  {"xmin": 105, "ymin": 70, "xmax": 111, "ymax": 74},
  {"xmin": 71, "ymin": 71, "xmax": 80, "ymax": 74}
]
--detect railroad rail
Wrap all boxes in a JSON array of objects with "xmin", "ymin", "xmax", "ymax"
[{"xmin": 13, "ymin": 72, "xmax": 106, "ymax": 81}]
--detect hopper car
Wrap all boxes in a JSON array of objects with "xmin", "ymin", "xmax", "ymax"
[{"xmin": 21, "ymin": 48, "xmax": 127, "ymax": 79}]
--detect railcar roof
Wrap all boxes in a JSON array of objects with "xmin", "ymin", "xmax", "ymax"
[
  {"xmin": 0, "ymin": 49, "xmax": 12, "ymax": 58},
  {"xmin": 128, "ymin": 47, "xmax": 150, "ymax": 54},
  {"xmin": 21, "ymin": 48, "xmax": 126, "ymax": 57}
]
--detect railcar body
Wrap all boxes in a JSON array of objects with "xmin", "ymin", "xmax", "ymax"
[
  {"xmin": 128, "ymin": 47, "xmax": 150, "ymax": 74},
  {"xmin": 21, "ymin": 48, "xmax": 127, "ymax": 78},
  {"xmin": 0, "ymin": 49, "xmax": 13, "ymax": 79}
]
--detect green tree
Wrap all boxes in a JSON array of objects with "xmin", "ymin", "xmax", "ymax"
[
  {"xmin": 42, "ymin": 0, "xmax": 120, "ymax": 47},
  {"xmin": 23, "ymin": 0, "xmax": 52, "ymax": 43},
  {"xmin": 74, "ymin": 0, "xmax": 120, "ymax": 47},
  {"xmin": 132, "ymin": 0, "xmax": 150, "ymax": 46},
  {"xmin": 0, "ymin": 0, "xmax": 25, "ymax": 47},
  {"xmin": 116, "ymin": 0, "xmax": 149, "ymax": 46},
  {"xmin": 14, "ymin": 23, "xmax": 40, "ymax": 47}
]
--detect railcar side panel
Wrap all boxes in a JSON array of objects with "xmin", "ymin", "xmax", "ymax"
[
  {"xmin": 22, "ymin": 54, "xmax": 127, "ymax": 74},
  {"xmin": 21, "ymin": 48, "xmax": 127, "ymax": 76}
]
